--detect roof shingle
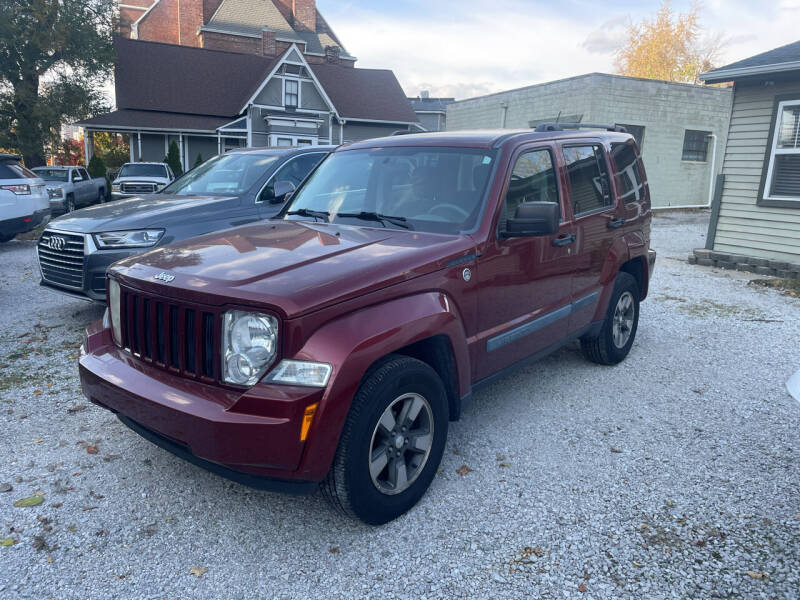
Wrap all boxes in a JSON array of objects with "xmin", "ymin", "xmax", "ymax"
[{"xmin": 702, "ymin": 40, "xmax": 800, "ymax": 82}]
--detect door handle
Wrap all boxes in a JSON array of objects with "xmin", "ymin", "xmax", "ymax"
[
  {"xmin": 552, "ymin": 233, "xmax": 576, "ymax": 247},
  {"xmin": 607, "ymin": 218, "xmax": 626, "ymax": 229}
]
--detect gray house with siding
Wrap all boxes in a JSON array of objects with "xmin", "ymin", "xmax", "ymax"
[
  {"xmin": 446, "ymin": 73, "xmax": 732, "ymax": 208},
  {"xmin": 697, "ymin": 41, "xmax": 800, "ymax": 274},
  {"xmin": 78, "ymin": 37, "xmax": 418, "ymax": 169}
]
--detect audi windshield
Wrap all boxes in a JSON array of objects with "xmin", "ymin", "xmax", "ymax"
[
  {"xmin": 159, "ymin": 153, "xmax": 280, "ymax": 196},
  {"xmin": 284, "ymin": 147, "xmax": 495, "ymax": 234}
]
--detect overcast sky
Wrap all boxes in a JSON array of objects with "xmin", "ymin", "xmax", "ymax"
[{"xmin": 318, "ymin": 0, "xmax": 800, "ymax": 100}]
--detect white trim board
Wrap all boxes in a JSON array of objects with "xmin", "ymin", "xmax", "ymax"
[{"xmin": 763, "ymin": 98, "xmax": 800, "ymax": 203}]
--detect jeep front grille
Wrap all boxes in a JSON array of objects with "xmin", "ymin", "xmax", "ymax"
[
  {"xmin": 37, "ymin": 230, "xmax": 85, "ymax": 290},
  {"xmin": 118, "ymin": 285, "xmax": 218, "ymax": 381}
]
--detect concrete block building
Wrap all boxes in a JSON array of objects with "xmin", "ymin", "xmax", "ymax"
[{"xmin": 446, "ymin": 73, "xmax": 733, "ymax": 207}]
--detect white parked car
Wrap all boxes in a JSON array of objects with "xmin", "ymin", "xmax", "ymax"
[
  {"xmin": 111, "ymin": 162, "xmax": 175, "ymax": 199},
  {"xmin": 0, "ymin": 153, "xmax": 50, "ymax": 243}
]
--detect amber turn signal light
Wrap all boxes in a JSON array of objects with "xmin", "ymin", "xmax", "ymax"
[{"xmin": 300, "ymin": 403, "xmax": 318, "ymax": 441}]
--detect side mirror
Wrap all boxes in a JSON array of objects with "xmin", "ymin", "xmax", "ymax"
[
  {"xmin": 503, "ymin": 201, "xmax": 560, "ymax": 237},
  {"xmin": 269, "ymin": 180, "xmax": 296, "ymax": 204},
  {"xmin": 73, "ymin": 176, "xmax": 83, "ymax": 182}
]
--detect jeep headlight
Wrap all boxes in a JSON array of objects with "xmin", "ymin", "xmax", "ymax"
[
  {"xmin": 94, "ymin": 229, "xmax": 164, "ymax": 249},
  {"xmin": 222, "ymin": 310, "xmax": 278, "ymax": 386},
  {"xmin": 108, "ymin": 279, "xmax": 122, "ymax": 345}
]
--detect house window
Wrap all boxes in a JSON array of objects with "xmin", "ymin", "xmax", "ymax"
[
  {"xmin": 284, "ymin": 80, "xmax": 299, "ymax": 108},
  {"xmin": 616, "ymin": 124, "xmax": 645, "ymax": 150},
  {"xmin": 682, "ymin": 130, "xmax": 711, "ymax": 162},
  {"xmin": 764, "ymin": 99, "xmax": 800, "ymax": 202}
]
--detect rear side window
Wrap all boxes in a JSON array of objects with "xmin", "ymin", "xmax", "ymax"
[
  {"xmin": 503, "ymin": 149, "xmax": 560, "ymax": 224},
  {"xmin": 0, "ymin": 160, "xmax": 36, "ymax": 180},
  {"xmin": 562, "ymin": 145, "xmax": 612, "ymax": 216},
  {"xmin": 611, "ymin": 142, "xmax": 645, "ymax": 204},
  {"xmin": 79, "ymin": 168, "xmax": 91, "ymax": 180}
]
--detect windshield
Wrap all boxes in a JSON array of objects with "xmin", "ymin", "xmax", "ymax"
[
  {"xmin": 284, "ymin": 147, "xmax": 495, "ymax": 234},
  {"xmin": 159, "ymin": 153, "xmax": 280, "ymax": 196},
  {"xmin": 119, "ymin": 164, "xmax": 168, "ymax": 178},
  {"xmin": 32, "ymin": 168, "xmax": 69, "ymax": 182}
]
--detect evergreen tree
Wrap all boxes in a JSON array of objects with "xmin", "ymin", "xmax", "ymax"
[
  {"xmin": 87, "ymin": 154, "xmax": 106, "ymax": 179},
  {"xmin": 194, "ymin": 153, "xmax": 204, "ymax": 168},
  {"xmin": 164, "ymin": 141, "xmax": 183, "ymax": 176}
]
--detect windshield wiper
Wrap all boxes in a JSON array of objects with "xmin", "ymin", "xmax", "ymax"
[
  {"xmin": 337, "ymin": 211, "xmax": 413, "ymax": 230},
  {"xmin": 287, "ymin": 208, "xmax": 330, "ymax": 222}
]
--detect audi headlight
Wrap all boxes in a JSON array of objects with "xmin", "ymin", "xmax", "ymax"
[
  {"xmin": 93, "ymin": 230, "xmax": 164, "ymax": 249},
  {"xmin": 222, "ymin": 310, "xmax": 278, "ymax": 386},
  {"xmin": 108, "ymin": 279, "xmax": 122, "ymax": 345}
]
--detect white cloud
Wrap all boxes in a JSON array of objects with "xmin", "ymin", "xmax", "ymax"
[{"xmin": 322, "ymin": 1, "xmax": 799, "ymax": 100}]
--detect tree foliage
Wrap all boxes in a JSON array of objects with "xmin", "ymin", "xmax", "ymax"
[
  {"xmin": 51, "ymin": 139, "xmax": 83, "ymax": 166},
  {"xmin": 93, "ymin": 132, "xmax": 129, "ymax": 170},
  {"xmin": 0, "ymin": 0, "xmax": 115, "ymax": 166},
  {"xmin": 87, "ymin": 154, "xmax": 106, "ymax": 178},
  {"xmin": 164, "ymin": 141, "xmax": 183, "ymax": 176},
  {"xmin": 614, "ymin": 1, "xmax": 725, "ymax": 84}
]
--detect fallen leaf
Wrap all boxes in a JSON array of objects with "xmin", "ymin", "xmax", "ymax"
[
  {"xmin": 82, "ymin": 506, "xmax": 98, "ymax": 511},
  {"xmin": 67, "ymin": 404, "xmax": 87, "ymax": 413},
  {"xmin": 13, "ymin": 495, "xmax": 44, "ymax": 508},
  {"xmin": 498, "ymin": 462, "xmax": 511, "ymax": 468},
  {"xmin": 746, "ymin": 571, "xmax": 767, "ymax": 579},
  {"xmin": 610, "ymin": 447, "xmax": 623, "ymax": 454},
  {"xmin": 329, "ymin": 546, "xmax": 340, "ymax": 554},
  {"xmin": 189, "ymin": 566, "xmax": 208, "ymax": 577},
  {"xmin": 34, "ymin": 439, "xmax": 44, "ymax": 443},
  {"xmin": 86, "ymin": 445, "xmax": 99, "ymax": 455},
  {"xmin": 640, "ymin": 523, "xmax": 648, "ymax": 531},
  {"xmin": 578, "ymin": 583, "xmax": 588, "ymax": 592},
  {"xmin": 45, "ymin": 556, "xmax": 53, "ymax": 563},
  {"xmin": 1, "ymin": 537, "xmax": 18, "ymax": 547},
  {"xmin": 456, "ymin": 464, "xmax": 473, "ymax": 476},
  {"xmin": 696, "ymin": 540, "xmax": 706, "ymax": 547},
  {"xmin": 50, "ymin": 503, "xmax": 62, "ymax": 508},
  {"xmin": 632, "ymin": 560, "xmax": 644, "ymax": 568},
  {"xmin": 33, "ymin": 390, "xmax": 43, "ymax": 396}
]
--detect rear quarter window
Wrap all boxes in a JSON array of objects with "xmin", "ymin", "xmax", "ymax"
[
  {"xmin": 0, "ymin": 160, "xmax": 37, "ymax": 180},
  {"xmin": 610, "ymin": 142, "xmax": 646, "ymax": 204}
]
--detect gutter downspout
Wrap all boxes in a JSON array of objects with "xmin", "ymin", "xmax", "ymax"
[{"xmin": 654, "ymin": 133, "xmax": 718, "ymax": 210}]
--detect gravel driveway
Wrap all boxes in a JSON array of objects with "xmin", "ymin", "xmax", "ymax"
[{"xmin": 1, "ymin": 212, "xmax": 799, "ymax": 599}]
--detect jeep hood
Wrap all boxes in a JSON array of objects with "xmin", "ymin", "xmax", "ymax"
[
  {"xmin": 48, "ymin": 194, "xmax": 239, "ymax": 233},
  {"xmin": 111, "ymin": 220, "xmax": 476, "ymax": 318}
]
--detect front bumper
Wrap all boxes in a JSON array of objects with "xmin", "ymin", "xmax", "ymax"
[
  {"xmin": 0, "ymin": 208, "xmax": 50, "ymax": 237},
  {"xmin": 79, "ymin": 324, "xmax": 323, "ymax": 488},
  {"xmin": 49, "ymin": 197, "xmax": 67, "ymax": 215},
  {"xmin": 111, "ymin": 191, "xmax": 134, "ymax": 200}
]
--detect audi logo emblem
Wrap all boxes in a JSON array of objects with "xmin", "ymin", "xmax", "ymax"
[{"xmin": 47, "ymin": 236, "xmax": 66, "ymax": 251}]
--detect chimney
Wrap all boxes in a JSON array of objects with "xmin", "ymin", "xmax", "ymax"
[
  {"xmin": 262, "ymin": 29, "xmax": 276, "ymax": 56},
  {"xmin": 421, "ymin": 90, "xmax": 430, "ymax": 99},
  {"xmin": 292, "ymin": 0, "xmax": 316, "ymax": 32}
]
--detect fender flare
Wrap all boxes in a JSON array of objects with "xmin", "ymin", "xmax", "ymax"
[{"xmin": 292, "ymin": 291, "xmax": 469, "ymax": 480}]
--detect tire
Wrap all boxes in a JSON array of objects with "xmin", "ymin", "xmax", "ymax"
[
  {"xmin": 66, "ymin": 194, "xmax": 76, "ymax": 213},
  {"xmin": 321, "ymin": 355, "xmax": 449, "ymax": 525},
  {"xmin": 580, "ymin": 272, "xmax": 640, "ymax": 365},
  {"xmin": 98, "ymin": 189, "xmax": 105, "ymax": 204}
]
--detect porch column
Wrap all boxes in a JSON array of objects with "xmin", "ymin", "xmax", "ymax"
[
  {"xmin": 164, "ymin": 135, "xmax": 168, "ymax": 156},
  {"xmin": 217, "ymin": 131, "xmax": 221, "ymax": 155},
  {"xmin": 129, "ymin": 133, "xmax": 135, "ymax": 162},
  {"xmin": 137, "ymin": 132, "xmax": 142, "ymax": 161},
  {"xmin": 178, "ymin": 133, "xmax": 185, "ymax": 171},
  {"xmin": 83, "ymin": 131, "xmax": 90, "ymax": 165}
]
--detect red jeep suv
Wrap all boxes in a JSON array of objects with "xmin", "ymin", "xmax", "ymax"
[{"xmin": 79, "ymin": 126, "xmax": 656, "ymax": 524}]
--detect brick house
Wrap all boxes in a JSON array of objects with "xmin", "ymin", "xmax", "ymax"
[
  {"xmin": 117, "ymin": 0, "xmax": 355, "ymax": 66},
  {"xmin": 446, "ymin": 73, "xmax": 733, "ymax": 208},
  {"xmin": 78, "ymin": 44, "xmax": 417, "ymax": 169}
]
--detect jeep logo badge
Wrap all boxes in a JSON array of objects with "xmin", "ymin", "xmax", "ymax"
[
  {"xmin": 154, "ymin": 272, "xmax": 175, "ymax": 283},
  {"xmin": 462, "ymin": 268, "xmax": 472, "ymax": 282},
  {"xmin": 47, "ymin": 236, "xmax": 66, "ymax": 251}
]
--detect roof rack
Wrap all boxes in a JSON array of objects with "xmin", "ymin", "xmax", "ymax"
[{"xmin": 534, "ymin": 122, "xmax": 628, "ymax": 133}]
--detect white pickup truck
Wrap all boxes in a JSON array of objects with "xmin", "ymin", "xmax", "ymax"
[
  {"xmin": 111, "ymin": 162, "xmax": 175, "ymax": 199},
  {"xmin": 32, "ymin": 165, "xmax": 107, "ymax": 214}
]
